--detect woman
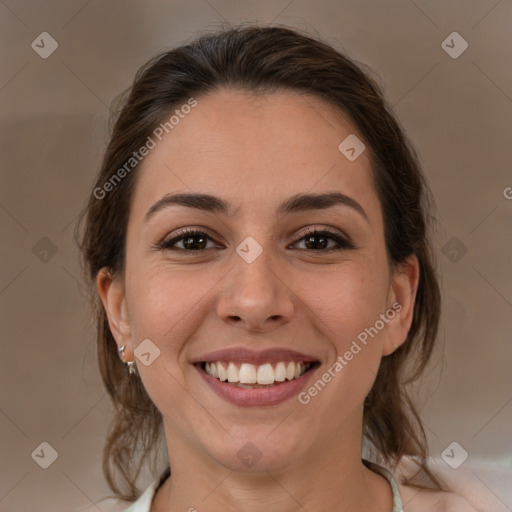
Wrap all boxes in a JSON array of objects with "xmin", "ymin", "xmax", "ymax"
[{"xmin": 77, "ymin": 24, "xmax": 483, "ymax": 511}]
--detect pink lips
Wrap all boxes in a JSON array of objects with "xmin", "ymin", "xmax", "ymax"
[
  {"xmin": 196, "ymin": 366, "xmax": 318, "ymax": 406},
  {"xmin": 191, "ymin": 347, "xmax": 318, "ymax": 365},
  {"xmin": 192, "ymin": 346, "xmax": 320, "ymax": 407}
]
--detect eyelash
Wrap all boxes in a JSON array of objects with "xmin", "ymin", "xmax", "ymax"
[{"xmin": 157, "ymin": 227, "xmax": 355, "ymax": 253}]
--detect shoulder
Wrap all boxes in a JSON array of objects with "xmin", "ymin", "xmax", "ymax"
[
  {"xmin": 70, "ymin": 479, "xmax": 159, "ymax": 512},
  {"xmin": 394, "ymin": 455, "xmax": 512, "ymax": 512},
  {"xmin": 398, "ymin": 484, "xmax": 481, "ymax": 512},
  {"xmin": 71, "ymin": 467, "xmax": 169, "ymax": 512},
  {"xmin": 70, "ymin": 498, "xmax": 130, "ymax": 512}
]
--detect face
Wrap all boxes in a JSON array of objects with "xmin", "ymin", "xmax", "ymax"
[{"xmin": 98, "ymin": 89, "xmax": 418, "ymax": 473}]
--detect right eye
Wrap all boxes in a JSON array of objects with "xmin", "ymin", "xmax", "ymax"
[{"xmin": 157, "ymin": 229, "xmax": 220, "ymax": 252}]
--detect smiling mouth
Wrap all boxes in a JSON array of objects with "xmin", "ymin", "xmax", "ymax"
[{"xmin": 199, "ymin": 360, "xmax": 319, "ymax": 388}]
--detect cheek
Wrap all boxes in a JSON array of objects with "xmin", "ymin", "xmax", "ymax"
[
  {"xmin": 126, "ymin": 264, "xmax": 209, "ymax": 345},
  {"xmin": 124, "ymin": 265, "xmax": 213, "ymax": 421},
  {"xmin": 299, "ymin": 260, "xmax": 390, "ymax": 350},
  {"xmin": 295, "ymin": 261, "xmax": 389, "ymax": 410}
]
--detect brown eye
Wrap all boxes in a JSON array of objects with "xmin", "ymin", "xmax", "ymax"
[
  {"xmin": 157, "ymin": 228, "xmax": 354, "ymax": 254},
  {"xmin": 158, "ymin": 229, "xmax": 218, "ymax": 252},
  {"xmin": 292, "ymin": 229, "xmax": 355, "ymax": 252}
]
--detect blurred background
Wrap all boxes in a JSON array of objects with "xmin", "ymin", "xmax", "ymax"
[{"xmin": 1, "ymin": 1, "xmax": 511, "ymax": 511}]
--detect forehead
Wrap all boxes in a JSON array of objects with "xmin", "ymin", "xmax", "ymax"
[{"xmin": 131, "ymin": 89, "xmax": 381, "ymax": 226}]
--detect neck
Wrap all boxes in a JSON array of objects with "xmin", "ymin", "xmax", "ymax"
[{"xmin": 154, "ymin": 414, "xmax": 394, "ymax": 512}]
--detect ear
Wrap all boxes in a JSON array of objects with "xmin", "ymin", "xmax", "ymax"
[
  {"xmin": 381, "ymin": 254, "xmax": 420, "ymax": 356},
  {"xmin": 96, "ymin": 267, "xmax": 133, "ymax": 356}
]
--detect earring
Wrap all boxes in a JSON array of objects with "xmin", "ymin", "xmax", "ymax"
[
  {"xmin": 118, "ymin": 345, "xmax": 138, "ymax": 376},
  {"xmin": 126, "ymin": 360, "xmax": 138, "ymax": 376}
]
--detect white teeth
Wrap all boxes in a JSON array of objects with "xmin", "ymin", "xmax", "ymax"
[
  {"xmin": 274, "ymin": 362, "xmax": 286, "ymax": 382},
  {"xmin": 286, "ymin": 362, "xmax": 295, "ymax": 380},
  {"xmin": 203, "ymin": 360, "xmax": 312, "ymax": 384},
  {"xmin": 217, "ymin": 362, "xmax": 227, "ymax": 381},
  {"xmin": 239, "ymin": 363, "xmax": 257, "ymax": 384},
  {"xmin": 256, "ymin": 363, "xmax": 274, "ymax": 385},
  {"xmin": 227, "ymin": 362, "xmax": 239, "ymax": 382}
]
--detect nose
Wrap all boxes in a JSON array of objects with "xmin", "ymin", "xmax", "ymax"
[{"xmin": 216, "ymin": 248, "xmax": 295, "ymax": 333}]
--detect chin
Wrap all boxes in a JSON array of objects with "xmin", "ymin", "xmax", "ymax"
[{"xmin": 204, "ymin": 428, "xmax": 308, "ymax": 474}]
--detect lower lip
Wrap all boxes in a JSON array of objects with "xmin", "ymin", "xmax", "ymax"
[{"xmin": 196, "ymin": 364, "xmax": 318, "ymax": 407}]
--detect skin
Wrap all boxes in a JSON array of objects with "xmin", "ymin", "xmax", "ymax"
[{"xmin": 97, "ymin": 89, "xmax": 419, "ymax": 512}]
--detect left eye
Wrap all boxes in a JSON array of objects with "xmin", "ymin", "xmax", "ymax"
[
  {"xmin": 291, "ymin": 229, "xmax": 354, "ymax": 251},
  {"xmin": 157, "ymin": 228, "xmax": 354, "ymax": 253}
]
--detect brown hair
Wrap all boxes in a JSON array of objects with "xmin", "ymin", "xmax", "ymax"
[{"xmin": 76, "ymin": 23, "xmax": 446, "ymax": 502}]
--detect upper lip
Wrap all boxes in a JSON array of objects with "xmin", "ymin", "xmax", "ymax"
[{"xmin": 191, "ymin": 347, "xmax": 319, "ymax": 365}]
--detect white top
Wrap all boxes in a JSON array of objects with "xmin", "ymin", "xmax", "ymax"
[{"xmin": 123, "ymin": 459, "xmax": 403, "ymax": 512}]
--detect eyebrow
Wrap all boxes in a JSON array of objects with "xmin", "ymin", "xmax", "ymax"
[{"xmin": 144, "ymin": 191, "xmax": 368, "ymax": 223}]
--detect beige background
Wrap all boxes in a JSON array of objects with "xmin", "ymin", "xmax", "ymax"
[{"xmin": 0, "ymin": 1, "xmax": 511, "ymax": 511}]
